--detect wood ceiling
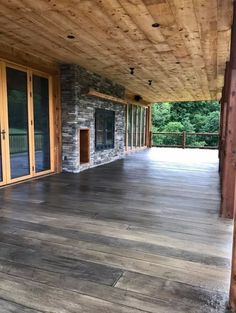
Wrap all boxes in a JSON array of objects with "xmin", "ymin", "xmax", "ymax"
[{"xmin": 0, "ymin": 0, "xmax": 233, "ymax": 103}]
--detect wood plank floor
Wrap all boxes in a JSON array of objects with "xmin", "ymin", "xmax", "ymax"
[{"xmin": 0, "ymin": 148, "xmax": 233, "ymax": 313}]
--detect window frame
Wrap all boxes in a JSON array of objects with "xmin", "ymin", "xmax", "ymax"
[{"xmin": 95, "ymin": 108, "xmax": 115, "ymax": 151}]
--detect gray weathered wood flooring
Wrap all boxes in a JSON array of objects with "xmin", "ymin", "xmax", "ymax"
[{"xmin": 0, "ymin": 148, "xmax": 233, "ymax": 313}]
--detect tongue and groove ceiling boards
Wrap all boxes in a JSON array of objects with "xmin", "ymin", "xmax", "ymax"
[{"xmin": 0, "ymin": 0, "xmax": 232, "ymax": 102}]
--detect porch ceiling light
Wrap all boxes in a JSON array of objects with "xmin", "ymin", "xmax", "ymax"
[
  {"xmin": 134, "ymin": 95, "xmax": 142, "ymax": 101},
  {"xmin": 130, "ymin": 67, "xmax": 135, "ymax": 75},
  {"xmin": 67, "ymin": 34, "xmax": 75, "ymax": 39}
]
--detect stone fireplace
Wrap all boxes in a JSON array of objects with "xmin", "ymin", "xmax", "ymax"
[{"xmin": 60, "ymin": 64, "xmax": 126, "ymax": 173}]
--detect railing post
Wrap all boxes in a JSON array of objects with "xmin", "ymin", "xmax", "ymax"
[
  {"xmin": 182, "ymin": 131, "xmax": 186, "ymax": 149},
  {"xmin": 149, "ymin": 131, "xmax": 152, "ymax": 148}
]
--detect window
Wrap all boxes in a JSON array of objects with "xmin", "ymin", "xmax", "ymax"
[{"xmin": 95, "ymin": 109, "xmax": 115, "ymax": 150}]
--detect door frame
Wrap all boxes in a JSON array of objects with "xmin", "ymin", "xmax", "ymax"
[{"xmin": 0, "ymin": 60, "xmax": 55, "ymax": 186}]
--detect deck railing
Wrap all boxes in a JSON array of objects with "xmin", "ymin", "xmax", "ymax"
[
  {"xmin": 9, "ymin": 132, "xmax": 43, "ymax": 154},
  {"xmin": 151, "ymin": 131, "xmax": 219, "ymax": 149}
]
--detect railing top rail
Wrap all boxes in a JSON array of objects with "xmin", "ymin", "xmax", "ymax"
[
  {"xmin": 151, "ymin": 131, "xmax": 219, "ymax": 150},
  {"xmin": 152, "ymin": 132, "xmax": 184, "ymax": 135},
  {"xmin": 187, "ymin": 132, "xmax": 219, "ymax": 136},
  {"xmin": 152, "ymin": 131, "xmax": 219, "ymax": 135}
]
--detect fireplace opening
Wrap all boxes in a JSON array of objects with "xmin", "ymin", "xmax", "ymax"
[{"xmin": 80, "ymin": 129, "xmax": 90, "ymax": 164}]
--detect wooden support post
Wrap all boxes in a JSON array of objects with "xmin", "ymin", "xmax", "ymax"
[
  {"xmin": 220, "ymin": 0, "xmax": 236, "ymax": 219},
  {"xmin": 219, "ymin": 98, "xmax": 224, "ymax": 168},
  {"xmin": 219, "ymin": 64, "xmax": 230, "ymax": 162},
  {"xmin": 220, "ymin": 63, "xmax": 230, "ymax": 188},
  {"xmin": 227, "ymin": 1, "xmax": 236, "ymax": 309},
  {"xmin": 221, "ymin": 68, "xmax": 236, "ymax": 219},
  {"xmin": 182, "ymin": 131, "xmax": 186, "ymax": 149},
  {"xmin": 219, "ymin": 101, "xmax": 223, "ymax": 165},
  {"xmin": 149, "ymin": 131, "xmax": 152, "ymax": 147}
]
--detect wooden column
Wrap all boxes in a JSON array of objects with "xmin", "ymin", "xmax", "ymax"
[
  {"xmin": 228, "ymin": 1, "xmax": 236, "ymax": 310},
  {"xmin": 220, "ymin": 0, "xmax": 236, "ymax": 219},
  {"xmin": 219, "ymin": 90, "xmax": 225, "ymax": 172},
  {"xmin": 229, "ymin": 71, "xmax": 236, "ymax": 308},
  {"xmin": 221, "ymin": 68, "xmax": 236, "ymax": 219},
  {"xmin": 182, "ymin": 131, "xmax": 186, "ymax": 149},
  {"xmin": 219, "ymin": 63, "xmax": 230, "ymax": 177}
]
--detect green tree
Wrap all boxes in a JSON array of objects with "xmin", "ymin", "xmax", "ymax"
[
  {"xmin": 201, "ymin": 111, "xmax": 220, "ymax": 133},
  {"xmin": 151, "ymin": 100, "xmax": 220, "ymax": 147},
  {"xmin": 152, "ymin": 102, "xmax": 171, "ymax": 131},
  {"xmin": 191, "ymin": 114, "xmax": 207, "ymax": 132},
  {"xmin": 162, "ymin": 122, "xmax": 184, "ymax": 146},
  {"xmin": 201, "ymin": 111, "xmax": 220, "ymax": 146},
  {"xmin": 163, "ymin": 121, "xmax": 184, "ymax": 132}
]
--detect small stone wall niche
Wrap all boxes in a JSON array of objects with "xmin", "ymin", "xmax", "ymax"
[{"xmin": 61, "ymin": 64, "xmax": 126, "ymax": 173}]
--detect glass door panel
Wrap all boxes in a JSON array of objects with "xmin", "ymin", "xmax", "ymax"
[
  {"xmin": 6, "ymin": 67, "xmax": 30, "ymax": 180},
  {"xmin": 33, "ymin": 75, "xmax": 51, "ymax": 173}
]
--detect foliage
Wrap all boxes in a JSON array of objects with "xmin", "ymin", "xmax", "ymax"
[{"xmin": 152, "ymin": 100, "xmax": 220, "ymax": 147}]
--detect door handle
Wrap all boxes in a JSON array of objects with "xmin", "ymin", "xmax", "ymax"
[{"xmin": 0, "ymin": 130, "xmax": 6, "ymax": 140}]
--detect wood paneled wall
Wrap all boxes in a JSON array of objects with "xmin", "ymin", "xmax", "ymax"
[{"xmin": 0, "ymin": 0, "xmax": 232, "ymax": 102}]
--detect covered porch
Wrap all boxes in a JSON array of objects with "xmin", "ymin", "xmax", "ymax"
[
  {"xmin": 0, "ymin": 148, "xmax": 232, "ymax": 313},
  {"xmin": 0, "ymin": 0, "xmax": 235, "ymax": 311}
]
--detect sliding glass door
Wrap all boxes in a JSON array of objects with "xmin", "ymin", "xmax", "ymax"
[{"xmin": 0, "ymin": 62, "xmax": 54, "ymax": 186}]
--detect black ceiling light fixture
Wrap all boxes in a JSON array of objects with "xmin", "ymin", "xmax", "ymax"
[
  {"xmin": 130, "ymin": 67, "xmax": 135, "ymax": 75},
  {"xmin": 67, "ymin": 34, "xmax": 75, "ymax": 39},
  {"xmin": 148, "ymin": 80, "xmax": 152, "ymax": 86},
  {"xmin": 152, "ymin": 22, "xmax": 160, "ymax": 28},
  {"xmin": 134, "ymin": 95, "xmax": 143, "ymax": 102}
]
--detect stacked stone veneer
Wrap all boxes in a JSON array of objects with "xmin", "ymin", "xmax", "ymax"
[{"xmin": 60, "ymin": 64, "xmax": 126, "ymax": 172}]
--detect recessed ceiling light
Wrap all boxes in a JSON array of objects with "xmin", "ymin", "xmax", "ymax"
[
  {"xmin": 152, "ymin": 23, "xmax": 160, "ymax": 28},
  {"xmin": 67, "ymin": 34, "xmax": 75, "ymax": 39},
  {"xmin": 130, "ymin": 67, "xmax": 135, "ymax": 75}
]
